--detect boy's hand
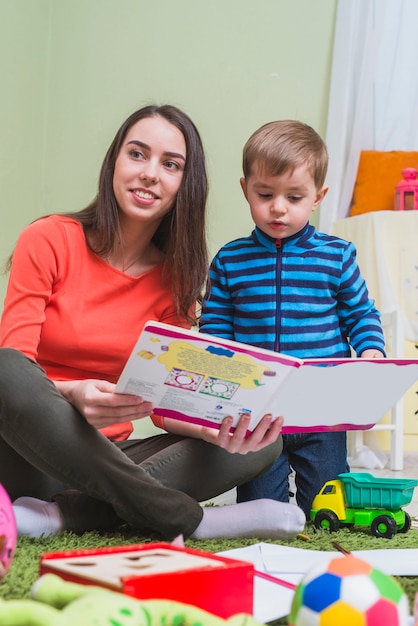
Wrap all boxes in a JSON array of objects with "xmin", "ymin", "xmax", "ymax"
[
  {"xmin": 200, "ymin": 413, "xmax": 284, "ymax": 455},
  {"xmin": 361, "ymin": 349, "xmax": 385, "ymax": 359}
]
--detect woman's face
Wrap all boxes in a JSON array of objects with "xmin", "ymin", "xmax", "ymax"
[{"xmin": 113, "ymin": 115, "xmax": 186, "ymax": 229}]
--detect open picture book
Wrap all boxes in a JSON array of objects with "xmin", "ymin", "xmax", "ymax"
[{"xmin": 115, "ymin": 321, "xmax": 418, "ymax": 433}]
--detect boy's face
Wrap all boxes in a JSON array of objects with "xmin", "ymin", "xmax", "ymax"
[{"xmin": 240, "ymin": 162, "xmax": 328, "ymax": 240}]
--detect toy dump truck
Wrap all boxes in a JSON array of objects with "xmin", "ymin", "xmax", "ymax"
[{"xmin": 310, "ymin": 472, "xmax": 418, "ymax": 538}]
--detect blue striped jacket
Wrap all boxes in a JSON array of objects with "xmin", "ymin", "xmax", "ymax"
[{"xmin": 200, "ymin": 224, "xmax": 385, "ymax": 358}]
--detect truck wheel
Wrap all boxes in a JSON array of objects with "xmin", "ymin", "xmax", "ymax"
[
  {"xmin": 371, "ymin": 515, "xmax": 397, "ymax": 538},
  {"xmin": 314, "ymin": 510, "xmax": 340, "ymax": 532},
  {"xmin": 399, "ymin": 511, "xmax": 411, "ymax": 534}
]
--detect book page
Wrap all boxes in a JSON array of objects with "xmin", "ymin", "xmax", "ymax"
[
  {"xmin": 116, "ymin": 322, "xmax": 300, "ymax": 431},
  {"xmin": 271, "ymin": 359, "xmax": 418, "ymax": 432}
]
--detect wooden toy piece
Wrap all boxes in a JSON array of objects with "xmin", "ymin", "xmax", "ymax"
[
  {"xmin": 0, "ymin": 573, "xmax": 264, "ymax": 626},
  {"xmin": 40, "ymin": 542, "xmax": 254, "ymax": 619},
  {"xmin": 0, "ymin": 484, "xmax": 17, "ymax": 582}
]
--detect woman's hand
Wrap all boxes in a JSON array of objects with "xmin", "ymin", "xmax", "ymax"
[
  {"xmin": 200, "ymin": 413, "xmax": 284, "ymax": 455},
  {"xmin": 54, "ymin": 379, "xmax": 153, "ymax": 429}
]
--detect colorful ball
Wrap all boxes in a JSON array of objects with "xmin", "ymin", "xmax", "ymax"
[
  {"xmin": 288, "ymin": 554, "xmax": 410, "ymax": 626},
  {"xmin": 0, "ymin": 484, "xmax": 17, "ymax": 582}
]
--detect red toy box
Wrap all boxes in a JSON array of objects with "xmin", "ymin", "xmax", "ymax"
[{"xmin": 40, "ymin": 542, "xmax": 254, "ymax": 619}]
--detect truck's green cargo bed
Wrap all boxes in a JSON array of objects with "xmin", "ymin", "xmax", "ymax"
[{"xmin": 338, "ymin": 472, "xmax": 418, "ymax": 510}]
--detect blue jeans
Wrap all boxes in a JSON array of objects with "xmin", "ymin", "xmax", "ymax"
[{"xmin": 237, "ymin": 432, "xmax": 349, "ymax": 517}]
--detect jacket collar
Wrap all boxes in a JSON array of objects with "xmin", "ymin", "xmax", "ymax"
[{"xmin": 252, "ymin": 223, "xmax": 313, "ymax": 251}]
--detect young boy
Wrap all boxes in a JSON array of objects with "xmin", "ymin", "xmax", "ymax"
[{"xmin": 200, "ymin": 120, "xmax": 385, "ymax": 517}]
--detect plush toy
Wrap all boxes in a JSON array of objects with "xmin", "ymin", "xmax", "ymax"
[
  {"xmin": 0, "ymin": 484, "xmax": 17, "ymax": 582},
  {"xmin": 0, "ymin": 572, "xmax": 264, "ymax": 626}
]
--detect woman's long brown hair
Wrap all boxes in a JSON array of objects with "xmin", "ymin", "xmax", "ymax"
[{"xmin": 7, "ymin": 105, "xmax": 209, "ymax": 325}]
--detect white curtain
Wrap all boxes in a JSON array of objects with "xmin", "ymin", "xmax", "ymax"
[{"xmin": 319, "ymin": 0, "xmax": 418, "ymax": 234}]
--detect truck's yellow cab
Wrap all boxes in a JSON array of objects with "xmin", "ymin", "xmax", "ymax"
[{"xmin": 311, "ymin": 479, "xmax": 347, "ymax": 521}]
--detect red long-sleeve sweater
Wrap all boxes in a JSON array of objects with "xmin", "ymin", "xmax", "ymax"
[{"xmin": 0, "ymin": 215, "xmax": 187, "ymax": 440}]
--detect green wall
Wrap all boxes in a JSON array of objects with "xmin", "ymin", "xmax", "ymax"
[
  {"xmin": 0, "ymin": 0, "xmax": 336, "ymax": 302},
  {"xmin": 0, "ymin": 0, "xmax": 50, "ymax": 279}
]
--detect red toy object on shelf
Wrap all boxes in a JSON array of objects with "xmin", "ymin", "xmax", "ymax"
[
  {"xmin": 394, "ymin": 167, "xmax": 418, "ymax": 210},
  {"xmin": 40, "ymin": 542, "xmax": 254, "ymax": 619}
]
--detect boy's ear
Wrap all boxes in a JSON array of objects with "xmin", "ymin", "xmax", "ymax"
[
  {"xmin": 240, "ymin": 177, "xmax": 248, "ymax": 200},
  {"xmin": 313, "ymin": 185, "xmax": 328, "ymax": 210}
]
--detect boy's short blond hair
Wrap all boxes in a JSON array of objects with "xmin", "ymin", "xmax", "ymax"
[{"xmin": 242, "ymin": 120, "xmax": 328, "ymax": 189}]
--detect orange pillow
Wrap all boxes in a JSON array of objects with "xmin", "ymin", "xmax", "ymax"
[{"xmin": 350, "ymin": 150, "xmax": 418, "ymax": 216}]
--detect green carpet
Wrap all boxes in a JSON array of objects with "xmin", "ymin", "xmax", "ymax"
[{"xmin": 1, "ymin": 524, "xmax": 417, "ymax": 625}]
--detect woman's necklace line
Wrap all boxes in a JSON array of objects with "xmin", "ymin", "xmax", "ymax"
[{"xmin": 104, "ymin": 254, "xmax": 139, "ymax": 273}]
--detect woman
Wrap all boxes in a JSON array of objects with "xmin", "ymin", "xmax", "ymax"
[{"xmin": 0, "ymin": 104, "xmax": 305, "ymax": 540}]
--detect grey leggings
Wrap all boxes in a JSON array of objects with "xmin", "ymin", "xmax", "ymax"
[{"xmin": 0, "ymin": 348, "xmax": 282, "ymax": 539}]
